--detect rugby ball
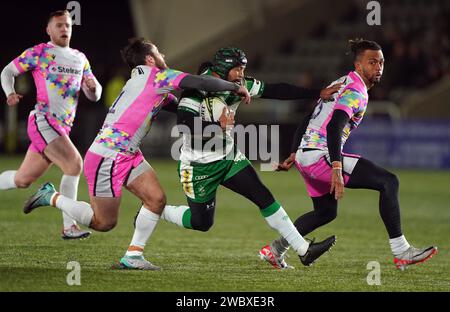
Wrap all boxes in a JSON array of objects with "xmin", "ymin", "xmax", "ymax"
[{"xmin": 200, "ymin": 97, "xmax": 231, "ymax": 122}]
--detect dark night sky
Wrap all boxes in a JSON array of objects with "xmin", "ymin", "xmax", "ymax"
[
  {"xmin": 0, "ymin": 0, "xmax": 136, "ymax": 151},
  {"xmin": 0, "ymin": 0, "xmax": 134, "ymax": 74}
]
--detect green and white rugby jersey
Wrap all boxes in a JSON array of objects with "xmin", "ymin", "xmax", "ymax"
[{"xmin": 178, "ymin": 71, "xmax": 265, "ymax": 164}]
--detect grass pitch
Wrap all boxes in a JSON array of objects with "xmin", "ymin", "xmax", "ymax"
[{"xmin": 0, "ymin": 156, "xmax": 449, "ymax": 291}]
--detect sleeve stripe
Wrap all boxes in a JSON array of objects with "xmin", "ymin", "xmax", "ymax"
[
  {"xmin": 178, "ymin": 106, "xmax": 199, "ymax": 115},
  {"xmin": 178, "ymin": 98, "xmax": 200, "ymax": 113}
]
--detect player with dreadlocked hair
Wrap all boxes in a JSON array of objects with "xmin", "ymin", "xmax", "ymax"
[
  {"xmin": 160, "ymin": 47, "xmax": 343, "ymax": 269},
  {"xmin": 261, "ymin": 38, "xmax": 438, "ymax": 271}
]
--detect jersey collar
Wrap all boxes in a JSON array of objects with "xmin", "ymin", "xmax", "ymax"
[
  {"xmin": 47, "ymin": 41, "xmax": 71, "ymax": 51},
  {"xmin": 351, "ymin": 71, "xmax": 368, "ymax": 92}
]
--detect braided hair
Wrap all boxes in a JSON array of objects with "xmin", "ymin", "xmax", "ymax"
[{"xmin": 348, "ymin": 38, "xmax": 381, "ymax": 60}]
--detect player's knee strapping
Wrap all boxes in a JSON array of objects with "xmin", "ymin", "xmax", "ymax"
[{"xmin": 189, "ymin": 198, "xmax": 216, "ymax": 232}]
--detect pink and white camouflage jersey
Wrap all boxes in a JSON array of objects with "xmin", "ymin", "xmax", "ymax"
[
  {"xmin": 300, "ymin": 71, "xmax": 368, "ymax": 151},
  {"xmin": 13, "ymin": 41, "xmax": 96, "ymax": 127},
  {"xmin": 89, "ymin": 65, "xmax": 187, "ymax": 156}
]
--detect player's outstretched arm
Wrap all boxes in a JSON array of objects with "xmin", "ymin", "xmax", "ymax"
[
  {"xmin": 1, "ymin": 62, "xmax": 23, "ymax": 106},
  {"xmin": 179, "ymin": 75, "xmax": 250, "ymax": 103}
]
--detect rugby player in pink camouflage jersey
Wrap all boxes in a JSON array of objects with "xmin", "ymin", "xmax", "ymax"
[
  {"xmin": 0, "ymin": 10, "xmax": 102, "ymax": 239},
  {"xmin": 23, "ymin": 37, "xmax": 251, "ymax": 270},
  {"xmin": 262, "ymin": 39, "xmax": 437, "ymax": 271}
]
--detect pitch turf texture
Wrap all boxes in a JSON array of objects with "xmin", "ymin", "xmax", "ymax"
[{"xmin": 0, "ymin": 156, "xmax": 448, "ymax": 291}]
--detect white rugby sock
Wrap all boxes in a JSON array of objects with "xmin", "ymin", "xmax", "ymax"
[
  {"xmin": 125, "ymin": 207, "xmax": 160, "ymax": 257},
  {"xmin": 263, "ymin": 203, "xmax": 309, "ymax": 256},
  {"xmin": 60, "ymin": 175, "xmax": 80, "ymax": 229},
  {"xmin": 160, "ymin": 205, "xmax": 191, "ymax": 229},
  {"xmin": 0, "ymin": 170, "xmax": 17, "ymax": 190},
  {"xmin": 54, "ymin": 194, "xmax": 94, "ymax": 227},
  {"xmin": 390, "ymin": 235, "xmax": 410, "ymax": 256}
]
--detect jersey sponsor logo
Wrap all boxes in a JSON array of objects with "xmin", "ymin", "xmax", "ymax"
[
  {"xmin": 194, "ymin": 175, "xmax": 209, "ymax": 180},
  {"xmin": 49, "ymin": 65, "xmax": 82, "ymax": 76}
]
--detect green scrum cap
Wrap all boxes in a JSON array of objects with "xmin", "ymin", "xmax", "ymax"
[{"xmin": 211, "ymin": 47, "xmax": 247, "ymax": 80}]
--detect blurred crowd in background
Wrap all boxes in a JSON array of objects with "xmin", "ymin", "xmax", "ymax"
[{"xmin": 1, "ymin": 0, "xmax": 449, "ymax": 168}]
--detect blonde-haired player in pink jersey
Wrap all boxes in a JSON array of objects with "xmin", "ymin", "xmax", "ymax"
[
  {"xmin": 0, "ymin": 10, "xmax": 102, "ymax": 239},
  {"xmin": 23, "ymin": 37, "xmax": 251, "ymax": 270},
  {"xmin": 260, "ymin": 39, "xmax": 437, "ymax": 271}
]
